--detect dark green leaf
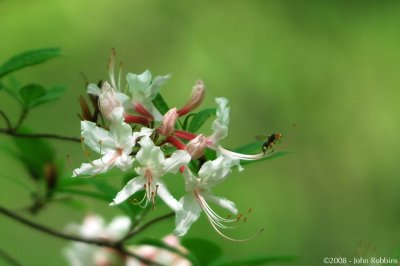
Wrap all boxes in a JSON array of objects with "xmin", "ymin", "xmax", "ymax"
[
  {"xmin": 13, "ymin": 128, "xmax": 55, "ymax": 181},
  {"xmin": 152, "ymin": 93, "xmax": 170, "ymax": 115},
  {"xmin": 188, "ymin": 108, "xmax": 216, "ymax": 133},
  {"xmin": 137, "ymin": 238, "xmax": 201, "ymax": 266},
  {"xmin": 182, "ymin": 238, "xmax": 223, "ymax": 266},
  {"xmin": 19, "ymin": 83, "xmax": 46, "ymax": 107},
  {"xmin": 0, "ymin": 47, "xmax": 61, "ymax": 78},
  {"xmin": 28, "ymin": 85, "xmax": 66, "ymax": 107},
  {"xmin": 211, "ymin": 255, "xmax": 298, "ymax": 266}
]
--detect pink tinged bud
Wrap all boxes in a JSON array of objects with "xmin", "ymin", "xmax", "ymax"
[
  {"xmin": 134, "ymin": 103, "xmax": 154, "ymax": 120},
  {"xmin": 166, "ymin": 136, "xmax": 186, "ymax": 150},
  {"xmin": 186, "ymin": 134, "xmax": 207, "ymax": 159},
  {"xmin": 99, "ymin": 82, "xmax": 122, "ymax": 119},
  {"xmin": 124, "ymin": 114, "xmax": 151, "ymax": 125},
  {"xmin": 177, "ymin": 80, "xmax": 206, "ymax": 116},
  {"xmin": 158, "ymin": 108, "xmax": 179, "ymax": 136},
  {"xmin": 174, "ymin": 130, "xmax": 197, "ymax": 141}
]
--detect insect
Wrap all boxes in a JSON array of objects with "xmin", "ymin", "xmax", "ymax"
[{"xmin": 256, "ymin": 133, "xmax": 283, "ymax": 153}]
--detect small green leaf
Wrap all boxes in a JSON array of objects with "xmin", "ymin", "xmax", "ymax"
[
  {"xmin": 19, "ymin": 83, "xmax": 46, "ymax": 107},
  {"xmin": 137, "ymin": 238, "xmax": 201, "ymax": 266},
  {"xmin": 152, "ymin": 93, "xmax": 170, "ymax": 115},
  {"xmin": 211, "ymin": 255, "xmax": 298, "ymax": 266},
  {"xmin": 0, "ymin": 47, "xmax": 61, "ymax": 78},
  {"xmin": 182, "ymin": 238, "xmax": 223, "ymax": 266},
  {"xmin": 188, "ymin": 108, "xmax": 216, "ymax": 133},
  {"xmin": 13, "ymin": 128, "xmax": 55, "ymax": 181},
  {"xmin": 28, "ymin": 85, "xmax": 66, "ymax": 107}
]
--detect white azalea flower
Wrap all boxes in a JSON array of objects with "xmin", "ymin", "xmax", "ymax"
[
  {"xmin": 72, "ymin": 107, "xmax": 153, "ymax": 177},
  {"xmin": 63, "ymin": 215, "xmax": 131, "ymax": 266},
  {"xmin": 206, "ymin": 97, "xmax": 265, "ymax": 161},
  {"xmin": 175, "ymin": 156, "xmax": 241, "ymax": 238},
  {"xmin": 127, "ymin": 69, "xmax": 170, "ymax": 121},
  {"xmin": 110, "ymin": 135, "xmax": 191, "ymax": 211}
]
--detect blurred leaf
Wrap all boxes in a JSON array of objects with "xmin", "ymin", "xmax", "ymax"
[
  {"xmin": 2, "ymin": 76, "xmax": 23, "ymax": 103},
  {"xmin": 19, "ymin": 83, "xmax": 46, "ymax": 107},
  {"xmin": 211, "ymin": 255, "xmax": 298, "ymax": 266},
  {"xmin": 182, "ymin": 238, "xmax": 223, "ymax": 266},
  {"xmin": 13, "ymin": 128, "xmax": 55, "ymax": 181},
  {"xmin": 241, "ymin": 151, "xmax": 294, "ymax": 166},
  {"xmin": 137, "ymin": 238, "xmax": 201, "ymax": 266},
  {"xmin": 56, "ymin": 187, "xmax": 110, "ymax": 201},
  {"xmin": 152, "ymin": 93, "xmax": 170, "ymax": 115},
  {"xmin": 188, "ymin": 108, "xmax": 216, "ymax": 133},
  {"xmin": 0, "ymin": 47, "xmax": 61, "ymax": 78},
  {"xmin": 28, "ymin": 85, "xmax": 67, "ymax": 107}
]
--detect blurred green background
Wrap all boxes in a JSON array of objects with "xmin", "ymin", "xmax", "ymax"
[{"xmin": 1, "ymin": 0, "xmax": 400, "ymax": 265}]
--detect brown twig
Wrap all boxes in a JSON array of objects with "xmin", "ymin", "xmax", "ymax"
[
  {"xmin": 0, "ymin": 204, "xmax": 165, "ymax": 266},
  {"xmin": 118, "ymin": 212, "xmax": 175, "ymax": 243},
  {"xmin": 0, "ymin": 110, "xmax": 12, "ymax": 130},
  {"xmin": 0, "ymin": 128, "xmax": 80, "ymax": 142},
  {"xmin": 0, "ymin": 247, "xmax": 23, "ymax": 266}
]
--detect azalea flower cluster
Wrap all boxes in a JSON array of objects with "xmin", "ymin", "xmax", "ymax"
[
  {"xmin": 73, "ymin": 52, "xmax": 268, "ymax": 238},
  {"xmin": 64, "ymin": 215, "xmax": 191, "ymax": 266}
]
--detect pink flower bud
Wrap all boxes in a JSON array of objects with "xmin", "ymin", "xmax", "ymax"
[
  {"xmin": 99, "ymin": 82, "xmax": 122, "ymax": 119},
  {"xmin": 159, "ymin": 108, "xmax": 179, "ymax": 136},
  {"xmin": 186, "ymin": 134, "xmax": 207, "ymax": 159},
  {"xmin": 177, "ymin": 80, "xmax": 206, "ymax": 116}
]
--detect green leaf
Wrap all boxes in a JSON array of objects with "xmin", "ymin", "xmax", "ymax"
[
  {"xmin": 19, "ymin": 83, "xmax": 46, "ymax": 107},
  {"xmin": 13, "ymin": 128, "xmax": 55, "ymax": 181},
  {"xmin": 188, "ymin": 108, "xmax": 216, "ymax": 133},
  {"xmin": 28, "ymin": 85, "xmax": 66, "ymax": 107},
  {"xmin": 137, "ymin": 238, "xmax": 201, "ymax": 266},
  {"xmin": 241, "ymin": 151, "xmax": 294, "ymax": 166},
  {"xmin": 152, "ymin": 93, "xmax": 170, "ymax": 115},
  {"xmin": 211, "ymin": 255, "xmax": 298, "ymax": 266},
  {"xmin": 0, "ymin": 47, "xmax": 61, "ymax": 78},
  {"xmin": 182, "ymin": 238, "xmax": 223, "ymax": 266}
]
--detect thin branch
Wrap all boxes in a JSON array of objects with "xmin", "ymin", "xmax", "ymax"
[
  {"xmin": 0, "ymin": 128, "xmax": 80, "ymax": 142},
  {"xmin": 0, "ymin": 205, "xmax": 165, "ymax": 266},
  {"xmin": 118, "ymin": 212, "xmax": 175, "ymax": 243},
  {"xmin": 0, "ymin": 110, "xmax": 12, "ymax": 130},
  {"xmin": 14, "ymin": 108, "xmax": 28, "ymax": 131},
  {"xmin": 0, "ymin": 247, "xmax": 23, "ymax": 266}
]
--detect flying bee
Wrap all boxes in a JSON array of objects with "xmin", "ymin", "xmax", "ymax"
[{"xmin": 256, "ymin": 133, "xmax": 283, "ymax": 153}]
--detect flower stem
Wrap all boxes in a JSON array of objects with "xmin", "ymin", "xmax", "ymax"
[
  {"xmin": 0, "ymin": 110, "xmax": 12, "ymax": 130},
  {"xmin": 0, "ymin": 128, "xmax": 80, "ymax": 142},
  {"xmin": 0, "ymin": 247, "xmax": 23, "ymax": 266}
]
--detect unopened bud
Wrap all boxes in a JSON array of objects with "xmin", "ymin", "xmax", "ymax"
[
  {"xmin": 159, "ymin": 108, "xmax": 178, "ymax": 135},
  {"xmin": 186, "ymin": 134, "xmax": 207, "ymax": 159},
  {"xmin": 177, "ymin": 80, "xmax": 205, "ymax": 116},
  {"xmin": 99, "ymin": 81, "xmax": 122, "ymax": 119}
]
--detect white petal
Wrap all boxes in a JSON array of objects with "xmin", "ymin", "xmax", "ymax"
[
  {"xmin": 105, "ymin": 216, "xmax": 131, "ymax": 239},
  {"xmin": 174, "ymin": 194, "xmax": 202, "ymax": 236},
  {"xmin": 115, "ymin": 153, "xmax": 133, "ymax": 171},
  {"xmin": 72, "ymin": 152, "xmax": 116, "ymax": 177},
  {"xmin": 87, "ymin": 83, "xmax": 101, "ymax": 96},
  {"xmin": 81, "ymin": 121, "xmax": 114, "ymax": 154},
  {"xmin": 156, "ymin": 180, "xmax": 182, "ymax": 212},
  {"xmin": 110, "ymin": 176, "xmax": 146, "ymax": 206},
  {"xmin": 127, "ymin": 70, "xmax": 152, "ymax": 99},
  {"xmin": 204, "ymin": 193, "xmax": 238, "ymax": 215},
  {"xmin": 210, "ymin": 97, "xmax": 230, "ymax": 144},
  {"xmin": 163, "ymin": 150, "xmax": 191, "ymax": 173},
  {"xmin": 109, "ymin": 107, "xmax": 133, "ymax": 148},
  {"xmin": 81, "ymin": 215, "xmax": 105, "ymax": 237},
  {"xmin": 132, "ymin": 127, "xmax": 153, "ymax": 143},
  {"xmin": 136, "ymin": 136, "xmax": 164, "ymax": 166},
  {"xmin": 149, "ymin": 74, "xmax": 171, "ymax": 98},
  {"xmin": 198, "ymin": 156, "xmax": 233, "ymax": 188}
]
